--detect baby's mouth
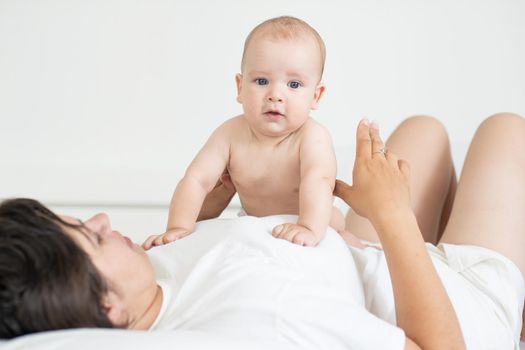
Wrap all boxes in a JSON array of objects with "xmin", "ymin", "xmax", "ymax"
[
  {"xmin": 264, "ymin": 110, "xmax": 284, "ymax": 121},
  {"xmin": 264, "ymin": 110, "xmax": 284, "ymax": 117}
]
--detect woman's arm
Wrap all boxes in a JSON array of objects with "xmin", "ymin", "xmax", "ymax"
[
  {"xmin": 334, "ymin": 120, "xmax": 465, "ymax": 350},
  {"xmin": 196, "ymin": 170, "xmax": 236, "ymax": 221}
]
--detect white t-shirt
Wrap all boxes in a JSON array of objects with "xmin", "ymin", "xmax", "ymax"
[
  {"xmin": 349, "ymin": 241, "xmax": 524, "ymax": 350},
  {"xmin": 147, "ymin": 215, "xmax": 406, "ymax": 350}
]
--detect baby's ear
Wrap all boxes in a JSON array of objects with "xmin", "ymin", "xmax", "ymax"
[
  {"xmin": 235, "ymin": 74, "xmax": 243, "ymax": 103},
  {"xmin": 311, "ymin": 83, "xmax": 326, "ymax": 110}
]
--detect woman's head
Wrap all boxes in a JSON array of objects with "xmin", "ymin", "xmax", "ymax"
[
  {"xmin": 61, "ymin": 212, "xmax": 160, "ymax": 331},
  {"xmin": 0, "ymin": 198, "xmax": 160, "ymax": 339},
  {"xmin": 0, "ymin": 198, "xmax": 112, "ymax": 338}
]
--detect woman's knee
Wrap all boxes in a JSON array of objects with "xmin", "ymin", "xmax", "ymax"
[
  {"xmin": 479, "ymin": 112, "xmax": 525, "ymax": 131},
  {"xmin": 475, "ymin": 113, "xmax": 525, "ymax": 147},
  {"xmin": 400, "ymin": 115, "xmax": 447, "ymax": 133},
  {"xmin": 396, "ymin": 115, "xmax": 450, "ymax": 147}
]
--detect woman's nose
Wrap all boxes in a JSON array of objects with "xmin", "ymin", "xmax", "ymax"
[{"xmin": 84, "ymin": 213, "xmax": 112, "ymax": 236}]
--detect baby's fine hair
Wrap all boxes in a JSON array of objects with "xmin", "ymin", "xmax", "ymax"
[{"xmin": 241, "ymin": 16, "xmax": 326, "ymax": 77}]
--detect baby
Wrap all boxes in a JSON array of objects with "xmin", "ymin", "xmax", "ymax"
[{"xmin": 143, "ymin": 16, "xmax": 344, "ymax": 249}]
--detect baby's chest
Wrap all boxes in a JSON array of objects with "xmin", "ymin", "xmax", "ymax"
[{"xmin": 228, "ymin": 148, "xmax": 301, "ymax": 190}]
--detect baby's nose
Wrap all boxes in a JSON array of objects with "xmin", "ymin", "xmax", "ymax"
[{"xmin": 267, "ymin": 95, "xmax": 283, "ymax": 103}]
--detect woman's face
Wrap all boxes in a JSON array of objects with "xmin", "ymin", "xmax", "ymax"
[{"xmin": 61, "ymin": 213, "xmax": 158, "ymax": 326}]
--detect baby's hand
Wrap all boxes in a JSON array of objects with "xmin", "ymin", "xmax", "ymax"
[
  {"xmin": 272, "ymin": 223, "xmax": 322, "ymax": 247},
  {"xmin": 141, "ymin": 228, "xmax": 191, "ymax": 250}
]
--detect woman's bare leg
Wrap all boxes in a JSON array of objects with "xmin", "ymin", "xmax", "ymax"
[
  {"xmin": 345, "ymin": 116, "xmax": 456, "ymax": 243},
  {"xmin": 438, "ymin": 113, "xmax": 525, "ymax": 340},
  {"xmin": 437, "ymin": 170, "xmax": 457, "ymax": 242},
  {"xmin": 439, "ymin": 112, "xmax": 525, "ymax": 276}
]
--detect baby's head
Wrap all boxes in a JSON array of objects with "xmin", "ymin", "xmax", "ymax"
[
  {"xmin": 240, "ymin": 16, "xmax": 326, "ymax": 80},
  {"xmin": 236, "ymin": 16, "xmax": 327, "ymax": 137}
]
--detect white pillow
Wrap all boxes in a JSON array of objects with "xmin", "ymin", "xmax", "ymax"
[{"xmin": 0, "ymin": 329, "xmax": 299, "ymax": 350}]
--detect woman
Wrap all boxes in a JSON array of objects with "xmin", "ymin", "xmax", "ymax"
[{"xmin": 0, "ymin": 113, "xmax": 523, "ymax": 349}]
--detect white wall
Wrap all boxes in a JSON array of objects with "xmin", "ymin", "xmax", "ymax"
[{"xmin": 1, "ymin": 0, "xmax": 524, "ymax": 238}]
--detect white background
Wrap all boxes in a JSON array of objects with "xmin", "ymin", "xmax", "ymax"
[{"xmin": 1, "ymin": 0, "xmax": 524, "ymax": 239}]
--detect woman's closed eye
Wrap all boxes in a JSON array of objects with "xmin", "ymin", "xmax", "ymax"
[
  {"xmin": 84, "ymin": 229, "xmax": 102, "ymax": 246},
  {"xmin": 76, "ymin": 218, "xmax": 101, "ymax": 246},
  {"xmin": 94, "ymin": 231, "xmax": 103, "ymax": 244}
]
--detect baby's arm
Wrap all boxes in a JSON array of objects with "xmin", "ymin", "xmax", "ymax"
[
  {"xmin": 272, "ymin": 124, "xmax": 336, "ymax": 246},
  {"xmin": 142, "ymin": 123, "xmax": 231, "ymax": 250}
]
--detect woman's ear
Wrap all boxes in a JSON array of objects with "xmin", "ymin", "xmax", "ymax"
[
  {"xmin": 102, "ymin": 291, "xmax": 128, "ymax": 327},
  {"xmin": 235, "ymin": 73, "xmax": 243, "ymax": 104},
  {"xmin": 310, "ymin": 83, "xmax": 326, "ymax": 110}
]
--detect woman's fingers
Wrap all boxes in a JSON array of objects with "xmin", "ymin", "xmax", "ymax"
[
  {"xmin": 386, "ymin": 150, "xmax": 399, "ymax": 168},
  {"xmin": 356, "ymin": 119, "xmax": 392, "ymax": 159},
  {"xmin": 334, "ymin": 179, "xmax": 352, "ymax": 204},
  {"xmin": 356, "ymin": 119, "xmax": 372, "ymax": 159},
  {"xmin": 346, "ymin": 120, "xmax": 413, "ymax": 221},
  {"xmin": 219, "ymin": 168, "xmax": 236, "ymax": 191},
  {"xmin": 369, "ymin": 122, "xmax": 386, "ymax": 156},
  {"xmin": 398, "ymin": 159, "xmax": 411, "ymax": 180}
]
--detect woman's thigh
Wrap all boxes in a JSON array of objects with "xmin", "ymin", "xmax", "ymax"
[
  {"xmin": 345, "ymin": 116, "xmax": 455, "ymax": 243},
  {"xmin": 439, "ymin": 113, "xmax": 525, "ymax": 278}
]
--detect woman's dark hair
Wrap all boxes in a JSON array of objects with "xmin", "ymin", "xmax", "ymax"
[{"xmin": 0, "ymin": 198, "xmax": 113, "ymax": 339}]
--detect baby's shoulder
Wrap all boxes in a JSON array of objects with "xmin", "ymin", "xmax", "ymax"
[
  {"xmin": 216, "ymin": 115, "xmax": 244, "ymax": 128},
  {"xmin": 297, "ymin": 118, "xmax": 333, "ymax": 140},
  {"xmin": 212, "ymin": 115, "xmax": 248, "ymax": 137}
]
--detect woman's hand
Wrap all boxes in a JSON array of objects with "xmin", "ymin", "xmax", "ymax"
[
  {"xmin": 196, "ymin": 169, "xmax": 237, "ymax": 222},
  {"xmin": 334, "ymin": 119, "xmax": 411, "ymax": 225}
]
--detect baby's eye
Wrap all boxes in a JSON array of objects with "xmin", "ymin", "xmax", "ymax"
[
  {"xmin": 255, "ymin": 78, "xmax": 268, "ymax": 85},
  {"xmin": 288, "ymin": 81, "xmax": 301, "ymax": 89}
]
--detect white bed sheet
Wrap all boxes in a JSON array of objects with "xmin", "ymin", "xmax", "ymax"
[
  {"xmin": 6, "ymin": 332, "xmax": 525, "ymax": 349},
  {"xmin": 0, "ymin": 329, "xmax": 299, "ymax": 350}
]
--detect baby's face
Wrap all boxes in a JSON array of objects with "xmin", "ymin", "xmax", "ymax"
[{"xmin": 236, "ymin": 35, "xmax": 325, "ymax": 138}]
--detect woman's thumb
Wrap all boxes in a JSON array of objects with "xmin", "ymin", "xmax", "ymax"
[{"xmin": 334, "ymin": 179, "xmax": 354, "ymax": 206}]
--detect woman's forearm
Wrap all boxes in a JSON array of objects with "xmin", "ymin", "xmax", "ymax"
[
  {"xmin": 372, "ymin": 209, "xmax": 465, "ymax": 349},
  {"xmin": 196, "ymin": 181, "xmax": 236, "ymax": 221}
]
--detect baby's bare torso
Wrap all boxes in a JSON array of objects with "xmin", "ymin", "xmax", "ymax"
[{"xmin": 227, "ymin": 118, "xmax": 305, "ymax": 217}]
